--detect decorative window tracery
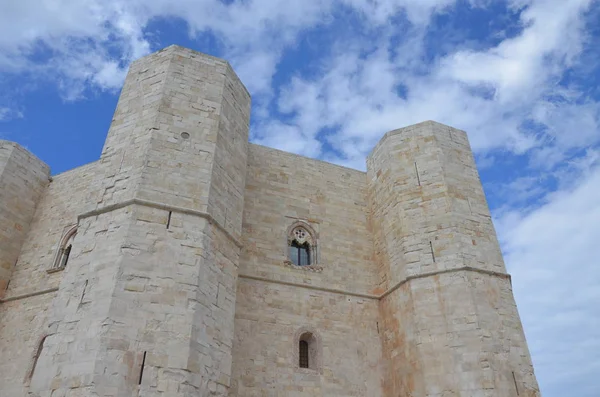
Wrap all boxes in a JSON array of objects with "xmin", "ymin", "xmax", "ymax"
[{"xmin": 285, "ymin": 221, "xmax": 320, "ymax": 270}]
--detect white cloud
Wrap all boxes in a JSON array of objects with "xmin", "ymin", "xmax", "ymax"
[
  {"xmin": 266, "ymin": 0, "xmax": 597, "ymax": 169},
  {"xmin": 0, "ymin": 107, "xmax": 23, "ymax": 122},
  {"xmin": 441, "ymin": 0, "xmax": 593, "ymax": 102},
  {"xmin": 340, "ymin": 0, "xmax": 484, "ymax": 25},
  {"xmin": 0, "ymin": 0, "xmax": 489, "ymax": 98},
  {"xmin": 0, "ymin": 0, "xmax": 337, "ymax": 99},
  {"xmin": 0, "ymin": 0, "xmax": 150, "ymax": 100},
  {"xmin": 496, "ymin": 159, "xmax": 600, "ymax": 397}
]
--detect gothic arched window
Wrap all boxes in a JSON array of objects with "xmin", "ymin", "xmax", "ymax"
[
  {"xmin": 50, "ymin": 225, "xmax": 77, "ymax": 272},
  {"xmin": 287, "ymin": 222, "xmax": 318, "ymax": 267}
]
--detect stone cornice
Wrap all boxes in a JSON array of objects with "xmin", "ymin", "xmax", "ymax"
[
  {"xmin": 1, "ymin": 267, "xmax": 510, "ymax": 304},
  {"xmin": 77, "ymin": 198, "xmax": 243, "ymax": 248},
  {"xmin": 0, "ymin": 287, "xmax": 59, "ymax": 303},
  {"xmin": 378, "ymin": 266, "xmax": 511, "ymax": 300},
  {"xmin": 239, "ymin": 266, "xmax": 511, "ymax": 301},
  {"xmin": 238, "ymin": 274, "xmax": 379, "ymax": 300}
]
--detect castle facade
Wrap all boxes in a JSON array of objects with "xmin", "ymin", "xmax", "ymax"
[{"xmin": 0, "ymin": 45, "xmax": 540, "ymax": 396}]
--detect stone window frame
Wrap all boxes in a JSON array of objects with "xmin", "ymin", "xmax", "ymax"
[
  {"xmin": 284, "ymin": 220, "xmax": 323, "ymax": 272},
  {"xmin": 48, "ymin": 224, "xmax": 77, "ymax": 273},
  {"xmin": 293, "ymin": 326, "xmax": 322, "ymax": 373}
]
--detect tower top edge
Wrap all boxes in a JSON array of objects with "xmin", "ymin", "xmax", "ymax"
[
  {"xmin": 366, "ymin": 120, "xmax": 467, "ymax": 161},
  {"xmin": 0, "ymin": 140, "xmax": 50, "ymax": 171},
  {"xmin": 132, "ymin": 44, "xmax": 251, "ymax": 99}
]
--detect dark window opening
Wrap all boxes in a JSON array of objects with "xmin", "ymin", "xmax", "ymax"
[
  {"xmin": 60, "ymin": 244, "xmax": 72, "ymax": 268},
  {"xmin": 289, "ymin": 241, "xmax": 310, "ymax": 266},
  {"xmin": 299, "ymin": 340, "xmax": 309, "ymax": 368}
]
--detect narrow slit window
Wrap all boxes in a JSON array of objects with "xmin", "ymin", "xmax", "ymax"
[
  {"xmin": 299, "ymin": 340, "xmax": 309, "ymax": 368},
  {"xmin": 139, "ymin": 351, "xmax": 147, "ymax": 385},
  {"xmin": 166, "ymin": 211, "xmax": 172, "ymax": 229}
]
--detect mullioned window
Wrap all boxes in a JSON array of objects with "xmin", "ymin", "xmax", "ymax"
[{"xmin": 285, "ymin": 221, "xmax": 321, "ymax": 271}]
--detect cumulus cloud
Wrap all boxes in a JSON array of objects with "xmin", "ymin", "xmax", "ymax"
[
  {"xmin": 0, "ymin": 0, "xmax": 498, "ymax": 98},
  {"xmin": 0, "ymin": 0, "xmax": 335, "ymax": 99},
  {"xmin": 0, "ymin": 107, "xmax": 23, "ymax": 122},
  {"xmin": 496, "ymin": 156, "xmax": 600, "ymax": 397},
  {"xmin": 0, "ymin": 0, "xmax": 150, "ymax": 100},
  {"xmin": 270, "ymin": 0, "xmax": 598, "ymax": 168}
]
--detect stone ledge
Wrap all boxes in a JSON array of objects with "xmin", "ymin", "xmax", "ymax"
[
  {"xmin": 238, "ymin": 273, "xmax": 379, "ymax": 300},
  {"xmin": 282, "ymin": 260, "xmax": 324, "ymax": 273},
  {"xmin": 0, "ymin": 287, "xmax": 59, "ymax": 304},
  {"xmin": 46, "ymin": 266, "xmax": 65, "ymax": 274},
  {"xmin": 380, "ymin": 266, "xmax": 511, "ymax": 300},
  {"xmin": 239, "ymin": 266, "xmax": 511, "ymax": 301},
  {"xmin": 78, "ymin": 198, "xmax": 243, "ymax": 248},
  {"xmin": 367, "ymin": 120, "xmax": 468, "ymax": 162},
  {"xmin": 0, "ymin": 268, "xmax": 509, "ymax": 304}
]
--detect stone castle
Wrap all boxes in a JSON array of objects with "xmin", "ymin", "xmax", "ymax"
[{"xmin": 0, "ymin": 45, "xmax": 540, "ymax": 396}]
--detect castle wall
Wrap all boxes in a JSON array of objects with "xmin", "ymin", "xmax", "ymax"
[
  {"xmin": 0, "ymin": 292, "xmax": 58, "ymax": 396},
  {"xmin": 368, "ymin": 121, "xmax": 539, "ymax": 396},
  {"xmin": 0, "ymin": 162, "xmax": 97, "ymax": 394},
  {"xmin": 238, "ymin": 144, "xmax": 378, "ymax": 294},
  {"xmin": 24, "ymin": 45, "xmax": 251, "ymax": 397},
  {"xmin": 232, "ymin": 279, "xmax": 382, "ymax": 396},
  {"xmin": 0, "ymin": 141, "xmax": 49, "ymax": 298},
  {"xmin": 230, "ymin": 144, "xmax": 384, "ymax": 396},
  {"xmin": 3, "ymin": 162, "xmax": 97, "ymax": 296}
]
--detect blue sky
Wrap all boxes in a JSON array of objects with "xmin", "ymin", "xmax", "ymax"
[{"xmin": 1, "ymin": 0, "xmax": 599, "ymax": 395}]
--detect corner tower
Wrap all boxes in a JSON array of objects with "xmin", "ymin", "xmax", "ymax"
[
  {"xmin": 0, "ymin": 142, "xmax": 49, "ymax": 299},
  {"xmin": 368, "ymin": 121, "xmax": 539, "ymax": 396},
  {"xmin": 29, "ymin": 46, "xmax": 251, "ymax": 396}
]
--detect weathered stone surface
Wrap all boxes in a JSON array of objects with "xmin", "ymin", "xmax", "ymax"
[
  {"xmin": 368, "ymin": 121, "xmax": 539, "ymax": 396},
  {"xmin": 0, "ymin": 141, "xmax": 50, "ymax": 299},
  {"xmin": 0, "ymin": 46, "xmax": 540, "ymax": 397}
]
